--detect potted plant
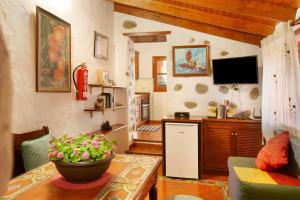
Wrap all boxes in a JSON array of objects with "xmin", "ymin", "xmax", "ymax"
[{"xmin": 48, "ymin": 133, "xmax": 116, "ymax": 182}]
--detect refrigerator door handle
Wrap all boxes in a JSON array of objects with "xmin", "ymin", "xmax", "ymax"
[{"xmin": 176, "ymin": 131, "xmax": 185, "ymax": 134}]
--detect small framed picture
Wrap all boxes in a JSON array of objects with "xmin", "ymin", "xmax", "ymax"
[{"xmin": 94, "ymin": 31, "xmax": 109, "ymax": 60}]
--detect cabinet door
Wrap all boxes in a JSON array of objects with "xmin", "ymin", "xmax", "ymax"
[
  {"xmin": 235, "ymin": 125, "xmax": 262, "ymax": 157},
  {"xmin": 203, "ymin": 124, "xmax": 234, "ymax": 172}
]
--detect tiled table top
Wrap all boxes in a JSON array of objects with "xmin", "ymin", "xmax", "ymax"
[{"xmin": 3, "ymin": 154, "xmax": 161, "ymax": 200}]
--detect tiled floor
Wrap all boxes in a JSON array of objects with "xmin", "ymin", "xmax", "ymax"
[
  {"xmin": 153, "ymin": 175, "xmax": 230, "ymax": 200},
  {"xmin": 144, "ymin": 163, "xmax": 230, "ymax": 200}
]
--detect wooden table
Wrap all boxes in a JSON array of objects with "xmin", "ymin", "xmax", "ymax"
[{"xmin": 3, "ymin": 154, "xmax": 162, "ymax": 200}]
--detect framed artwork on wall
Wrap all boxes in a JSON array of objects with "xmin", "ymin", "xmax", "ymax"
[
  {"xmin": 36, "ymin": 6, "xmax": 71, "ymax": 92},
  {"xmin": 172, "ymin": 45, "xmax": 210, "ymax": 76},
  {"xmin": 94, "ymin": 31, "xmax": 109, "ymax": 60}
]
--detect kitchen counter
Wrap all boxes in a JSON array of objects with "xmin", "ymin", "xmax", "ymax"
[
  {"xmin": 161, "ymin": 115, "xmax": 203, "ymax": 123},
  {"xmin": 161, "ymin": 115, "xmax": 260, "ymax": 123},
  {"xmin": 161, "ymin": 115, "xmax": 262, "ymax": 178}
]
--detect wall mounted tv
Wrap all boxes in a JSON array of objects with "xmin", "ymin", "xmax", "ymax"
[{"xmin": 212, "ymin": 56, "xmax": 258, "ymax": 84}]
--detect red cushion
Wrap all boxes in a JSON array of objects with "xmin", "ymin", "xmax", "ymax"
[{"xmin": 256, "ymin": 131, "xmax": 289, "ymax": 171}]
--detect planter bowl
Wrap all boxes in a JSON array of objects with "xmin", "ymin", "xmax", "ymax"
[{"xmin": 52, "ymin": 153, "xmax": 115, "ymax": 182}]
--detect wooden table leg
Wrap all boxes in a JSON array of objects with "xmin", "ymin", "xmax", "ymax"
[{"xmin": 149, "ymin": 184, "xmax": 157, "ymax": 200}]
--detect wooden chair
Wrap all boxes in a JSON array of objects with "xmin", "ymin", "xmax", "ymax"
[{"xmin": 13, "ymin": 126, "xmax": 49, "ymax": 177}]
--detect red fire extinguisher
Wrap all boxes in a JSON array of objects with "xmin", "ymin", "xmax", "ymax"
[{"xmin": 73, "ymin": 63, "xmax": 88, "ymax": 100}]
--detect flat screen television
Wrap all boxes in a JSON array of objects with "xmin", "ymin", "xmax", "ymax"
[{"xmin": 212, "ymin": 56, "xmax": 258, "ymax": 84}]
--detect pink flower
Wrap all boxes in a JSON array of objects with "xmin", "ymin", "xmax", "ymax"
[
  {"xmin": 82, "ymin": 152, "xmax": 89, "ymax": 160},
  {"xmin": 52, "ymin": 150, "xmax": 58, "ymax": 157},
  {"xmin": 104, "ymin": 151, "xmax": 111, "ymax": 159},
  {"xmin": 92, "ymin": 140, "xmax": 99, "ymax": 149},
  {"xmin": 57, "ymin": 152, "xmax": 64, "ymax": 159},
  {"xmin": 82, "ymin": 140, "xmax": 89, "ymax": 147},
  {"xmin": 50, "ymin": 144, "xmax": 57, "ymax": 150},
  {"xmin": 73, "ymin": 149, "xmax": 78, "ymax": 156},
  {"xmin": 66, "ymin": 138, "xmax": 72, "ymax": 144}
]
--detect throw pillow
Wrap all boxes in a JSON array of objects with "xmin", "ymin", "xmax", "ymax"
[
  {"xmin": 21, "ymin": 134, "xmax": 51, "ymax": 171},
  {"xmin": 256, "ymin": 131, "xmax": 289, "ymax": 171}
]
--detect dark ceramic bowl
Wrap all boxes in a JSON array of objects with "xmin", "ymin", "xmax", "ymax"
[{"xmin": 53, "ymin": 152, "xmax": 115, "ymax": 182}]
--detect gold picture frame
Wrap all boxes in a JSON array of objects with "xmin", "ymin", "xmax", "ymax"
[
  {"xmin": 36, "ymin": 6, "xmax": 71, "ymax": 92},
  {"xmin": 172, "ymin": 45, "xmax": 210, "ymax": 77}
]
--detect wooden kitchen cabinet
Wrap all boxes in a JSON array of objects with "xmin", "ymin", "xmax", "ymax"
[
  {"xmin": 202, "ymin": 119, "xmax": 262, "ymax": 173},
  {"xmin": 234, "ymin": 125, "xmax": 262, "ymax": 157},
  {"xmin": 202, "ymin": 124, "xmax": 233, "ymax": 172}
]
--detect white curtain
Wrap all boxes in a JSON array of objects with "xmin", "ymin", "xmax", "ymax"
[
  {"xmin": 127, "ymin": 39, "xmax": 136, "ymax": 143},
  {"xmin": 262, "ymin": 22, "xmax": 300, "ymax": 141}
]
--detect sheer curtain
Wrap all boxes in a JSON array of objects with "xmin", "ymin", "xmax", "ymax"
[{"xmin": 261, "ymin": 22, "xmax": 300, "ymax": 141}]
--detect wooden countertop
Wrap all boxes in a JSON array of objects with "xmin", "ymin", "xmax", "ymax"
[
  {"xmin": 202, "ymin": 117, "xmax": 261, "ymax": 124},
  {"xmin": 161, "ymin": 115, "xmax": 261, "ymax": 123},
  {"xmin": 161, "ymin": 115, "xmax": 203, "ymax": 123}
]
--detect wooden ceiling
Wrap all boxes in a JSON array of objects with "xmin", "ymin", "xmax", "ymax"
[{"xmin": 111, "ymin": 0, "xmax": 300, "ymax": 45}]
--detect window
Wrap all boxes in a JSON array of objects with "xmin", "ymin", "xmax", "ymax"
[{"xmin": 152, "ymin": 56, "xmax": 167, "ymax": 92}]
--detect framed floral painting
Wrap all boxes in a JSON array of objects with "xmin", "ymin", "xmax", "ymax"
[
  {"xmin": 36, "ymin": 6, "xmax": 71, "ymax": 92},
  {"xmin": 172, "ymin": 45, "xmax": 210, "ymax": 76}
]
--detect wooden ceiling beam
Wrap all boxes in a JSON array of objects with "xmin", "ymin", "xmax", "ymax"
[
  {"xmin": 112, "ymin": 0, "xmax": 274, "ymax": 36},
  {"xmin": 156, "ymin": 0, "xmax": 295, "ymax": 22},
  {"xmin": 123, "ymin": 31, "xmax": 171, "ymax": 43},
  {"xmin": 260, "ymin": 0, "xmax": 300, "ymax": 9},
  {"xmin": 123, "ymin": 31, "xmax": 171, "ymax": 37},
  {"xmin": 115, "ymin": 4, "xmax": 263, "ymax": 46},
  {"xmin": 130, "ymin": 35, "xmax": 167, "ymax": 43}
]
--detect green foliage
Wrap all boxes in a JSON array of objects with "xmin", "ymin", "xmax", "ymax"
[{"xmin": 48, "ymin": 133, "xmax": 116, "ymax": 163}]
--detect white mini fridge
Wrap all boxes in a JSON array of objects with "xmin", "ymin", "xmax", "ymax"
[{"xmin": 165, "ymin": 122, "xmax": 199, "ymax": 179}]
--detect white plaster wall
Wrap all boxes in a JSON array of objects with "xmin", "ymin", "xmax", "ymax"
[
  {"xmin": 0, "ymin": 0, "xmax": 115, "ymax": 136},
  {"xmin": 113, "ymin": 13, "xmax": 128, "ymax": 87},
  {"xmin": 115, "ymin": 12, "xmax": 263, "ymax": 120}
]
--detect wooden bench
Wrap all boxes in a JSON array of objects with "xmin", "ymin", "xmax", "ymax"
[{"xmin": 13, "ymin": 126, "xmax": 49, "ymax": 177}]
